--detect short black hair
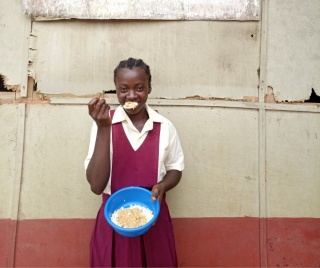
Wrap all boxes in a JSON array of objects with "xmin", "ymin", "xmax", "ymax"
[{"xmin": 114, "ymin": 58, "xmax": 152, "ymax": 86}]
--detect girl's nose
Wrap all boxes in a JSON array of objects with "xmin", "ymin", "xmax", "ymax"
[{"xmin": 127, "ymin": 89, "xmax": 137, "ymax": 100}]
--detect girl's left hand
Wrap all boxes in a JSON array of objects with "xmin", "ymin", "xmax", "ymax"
[
  {"xmin": 151, "ymin": 170, "xmax": 182, "ymax": 205},
  {"xmin": 151, "ymin": 183, "xmax": 164, "ymax": 226},
  {"xmin": 151, "ymin": 183, "xmax": 164, "ymax": 205}
]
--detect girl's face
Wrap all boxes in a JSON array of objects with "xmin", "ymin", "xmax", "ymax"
[{"xmin": 115, "ymin": 67, "xmax": 151, "ymax": 114}]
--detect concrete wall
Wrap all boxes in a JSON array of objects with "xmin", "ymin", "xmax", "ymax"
[
  {"xmin": 29, "ymin": 20, "xmax": 260, "ymax": 100},
  {"xmin": 1, "ymin": 0, "xmax": 319, "ymax": 267}
]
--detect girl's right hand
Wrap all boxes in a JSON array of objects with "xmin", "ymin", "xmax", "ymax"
[{"xmin": 88, "ymin": 97, "xmax": 112, "ymax": 128}]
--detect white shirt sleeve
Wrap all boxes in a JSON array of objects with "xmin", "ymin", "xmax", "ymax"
[
  {"xmin": 158, "ymin": 119, "xmax": 184, "ymax": 182},
  {"xmin": 84, "ymin": 122, "xmax": 97, "ymax": 170},
  {"xmin": 165, "ymin": 122, "xmax": 184, "ymax": 171}
]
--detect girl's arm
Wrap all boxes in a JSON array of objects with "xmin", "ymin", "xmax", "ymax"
[
  {"xmin": 151, "ymin": 169, "xmax": 182, "ymax": 203},
  {"xmin": 86, "ymin": 98, "xmax": 112, "ymax": 195}
]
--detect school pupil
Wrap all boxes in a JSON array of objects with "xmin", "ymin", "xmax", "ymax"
[{"xmin": 84, "ymin": 58, "xmax": 185, "ymax": 267}]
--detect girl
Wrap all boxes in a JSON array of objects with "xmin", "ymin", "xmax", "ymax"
[{"xmin": 85, "ymin": 58, "xmax": 184, "ymax": 267}]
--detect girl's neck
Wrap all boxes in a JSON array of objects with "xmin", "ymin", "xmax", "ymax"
[{"xmin": 127, "ymin": 106, "xmax": 149, "ymax": 124}]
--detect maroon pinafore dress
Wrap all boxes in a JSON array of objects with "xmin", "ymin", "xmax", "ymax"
[{"xmin": 90, "ymin": 111, "xmax": 177, "ymax": 267}]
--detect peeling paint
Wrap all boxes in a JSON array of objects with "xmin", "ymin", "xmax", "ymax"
[
  {"xmin": 265, "ymin": 86, "xmax": 276, "ymax": 103},
  {"xmin": 21, "ymin": 0, "xmax": 260, "ymax": 21},
  {"xmin": 305, "ymin": 88, "xmax": 320, "ymax": 103},
  {"xmin": 180, "ymin": 95, "xmax": 258, "ymax": 102},
  {"xmin": 265, "ymin": 86, "xmax": 320, "ymax": 104},
  {"xmin": 28, "ymin": 33, "xmax": 37, "ymax": 81},
  {"xmin": 0, "ymin": 73, "xmax": 21, "ymax": 92},
  {"xmin": 243, "ymin": 96, "xmax": 258, "ymax": 102}
]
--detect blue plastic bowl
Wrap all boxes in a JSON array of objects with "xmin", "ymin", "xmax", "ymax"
[{"xmin": 104, "ymin": 186, "xmax": 160, "ymax": 237}]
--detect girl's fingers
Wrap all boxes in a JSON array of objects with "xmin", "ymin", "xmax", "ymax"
[
  {"xmin": 151, "ymin": 186, "xmax": 159, "ymax": 201},
  {"xmin": 89, "ymin": 97, "xmax": 99, "ymax": 106},
  {"xmin": 88, "ymin": 98, "xmax": 99, "ymax": 113},
  {"xmin": 88, "ymin": 98, "xmax": 111, "ymax": 127},
  {"xmin": 97, "ymin": 103, "xmax": 107, "ymax": 119},
  {"xmin": 90, "ymin": 99, "xmax": 106, "ymax": 118},
  {"xmin": 103, "ymin": 105, "xmax": 111, "ymax": 119}
]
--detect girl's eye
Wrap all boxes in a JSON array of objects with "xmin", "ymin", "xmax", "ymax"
[
  {"xmin": 120, "ymin": 88, "xmax": 127, "ymax": 92},
  {"xmin": 137, "ymin": 86, "xmax": 143, "ymax": 91}
]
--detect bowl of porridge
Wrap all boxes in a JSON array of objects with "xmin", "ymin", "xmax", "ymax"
[{"xmin": 104, "ymin": 186, "xmax": 160, "ymax": 237}]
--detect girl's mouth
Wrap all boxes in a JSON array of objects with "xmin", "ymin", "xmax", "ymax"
[{"xmin": 123, "ymin": 102, "xmax": 138, "ymax": 110}]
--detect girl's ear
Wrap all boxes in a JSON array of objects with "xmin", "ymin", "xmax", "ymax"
[{"xmin": 148, "ymin": 87, "xmax": 152, "ymax": 94}]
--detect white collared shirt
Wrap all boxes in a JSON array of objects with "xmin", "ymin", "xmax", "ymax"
[{"xmin": 84, "ymin": 104, "xmax": 184, "ymax": 195}]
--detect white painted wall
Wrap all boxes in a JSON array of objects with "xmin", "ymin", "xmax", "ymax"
[
  {"xmin": 0, "ymin": 0, "xmax": 30, "ymax": 94},
  {"xmin": 0, "ymin": 105, "xmax": 19, "ymax": 219},
  {"xmin": 266, "ymin": 0, "xmax": 320, "ymax": 102},
  {"xmin": 30, "ymin": 20, "xmax": 260, "ymax": 100},
  {"xmin": 266, "ymin": 111, "xmax": 320, "ymax": 217}
]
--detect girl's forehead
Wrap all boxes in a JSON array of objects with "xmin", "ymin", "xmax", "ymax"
[{"xmin": 116, "ymin": 67, "xmax": 148, "ymax": 82}]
